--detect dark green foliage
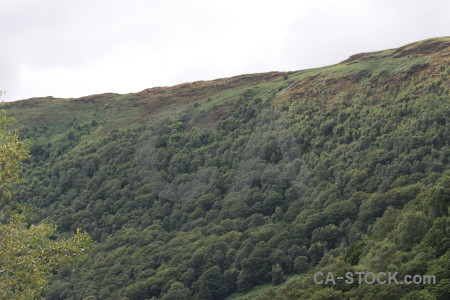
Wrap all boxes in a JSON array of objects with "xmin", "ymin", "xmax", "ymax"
[
  {"xmin": 344, "ymin": 240, "xmax": 366, "ymax": 265},
  {"xmin": 293, "ymin": 255, "xmax": 309, "ymax": 273},
  {"xmin": 271, "ymin": 263, "xmax": 285, "ymax": 284},
  {"xmin": 261, "ymin": 139, "xmax": 283, "ymax": 163},
  {"xmin": 161, "ymin": 282, "xmax": 191, "ymax": 300},
  {"xmin": 192, "ymin": 266, "xmax": 228, "ymax": 300}
]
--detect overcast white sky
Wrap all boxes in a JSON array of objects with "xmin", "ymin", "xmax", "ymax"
[{"xmin": 1, "ymin": 0, "xmax": 449, "ymax": 102}]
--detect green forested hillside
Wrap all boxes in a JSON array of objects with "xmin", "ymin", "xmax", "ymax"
[{"xmin": 4, "ymin": 37, "xmax": 450, "ymax": 299}]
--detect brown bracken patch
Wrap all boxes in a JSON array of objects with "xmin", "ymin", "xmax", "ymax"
[
  {"xmin": 393, "ymin": 38, "xmax": 450, "ymax": 58},
  {"xmin": 125, "ymin": 72, "xmax": 285, "ymax": 116}
]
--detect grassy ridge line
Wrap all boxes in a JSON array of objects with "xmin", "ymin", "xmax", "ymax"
[{"xmin": 4, "ymin": 37, "xmax": 448, "ymax": 134}]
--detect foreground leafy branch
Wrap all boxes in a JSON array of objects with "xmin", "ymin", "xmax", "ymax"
[
  {"xmin": 0, "ymin": 102, "xmax": 92, "ymax": 299},
  {"xmin": 0, "ymin": 213, "xmax": 92, "ymax": 299},
  {"xmin": 0, "ymin": 108, "xmax": 29, "ymax": 203}
]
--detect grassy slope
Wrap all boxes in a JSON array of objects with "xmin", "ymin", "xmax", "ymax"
[{"xmin": 6, "ymin": 37, "xmax": 448, "ymax": 140}]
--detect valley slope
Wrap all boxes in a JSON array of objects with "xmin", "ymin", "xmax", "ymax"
[{"xmin": 4, "ymin": 37, "xmax": 450, "ymax": 300}]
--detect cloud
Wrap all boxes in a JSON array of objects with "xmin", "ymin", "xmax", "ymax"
[
  {"xmin": 279, "ymin": 0, "xmax": 450, "ymax": 70},
  {"xmin": 0, "ymin": 0, "xmax": 448, "ymax": 102}
]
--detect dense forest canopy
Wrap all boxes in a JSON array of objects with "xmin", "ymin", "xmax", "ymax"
[{"xmin": 3, "ymin": 37, "xmax": 450, "ymax": 299}]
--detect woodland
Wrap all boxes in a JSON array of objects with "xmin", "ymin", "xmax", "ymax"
[{"xmin": 1, "ymin": 37, "xmax": 449, "ymax": 299}]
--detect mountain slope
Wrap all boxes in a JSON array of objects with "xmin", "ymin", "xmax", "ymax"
[{"xmin": 4, "ymin": 37, "xmax": 450, "ymax": 300}]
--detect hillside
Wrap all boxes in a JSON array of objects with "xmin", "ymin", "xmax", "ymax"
[{"xmin": 4, "ymin": 37, "xmax": 450, "ymax": 300}]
